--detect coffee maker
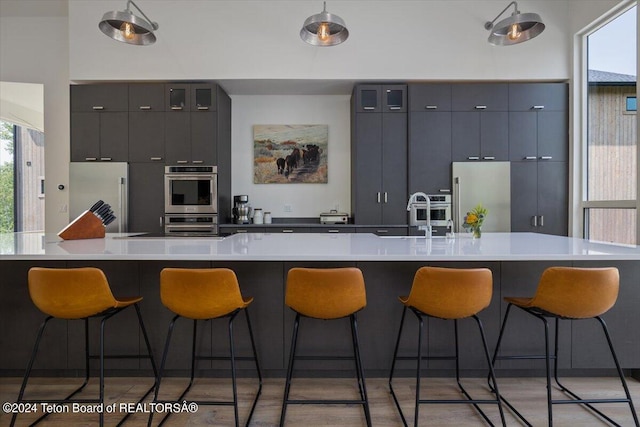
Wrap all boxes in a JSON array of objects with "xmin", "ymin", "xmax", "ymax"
[{"xmin": 233, "ymin": 195, "xmax": 251, "ymax": 224}]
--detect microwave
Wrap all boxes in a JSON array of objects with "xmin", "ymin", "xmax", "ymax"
[
  {"xmin": 409, "ymin": 194, "xmax": 452, "ymax": 227},
  {"xmin": 164, "ymin": 166, "xmax": 217, "ymax": 214}
]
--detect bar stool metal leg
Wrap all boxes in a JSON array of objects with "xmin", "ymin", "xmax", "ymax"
[
  {"xmin": 280, "ymin": 313, "xmax": 301, "ymax": 427},
  {"xmin": 350, "ymin": 313, "xmax": 372, "ymax": 426},
  {"xmin": 389, "ymin": 306, "xmax": 409, "ymax": 427}
]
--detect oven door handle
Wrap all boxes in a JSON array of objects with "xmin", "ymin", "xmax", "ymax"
[{"xmin": 165, "ymin": 174, "xmax": 214, "ymax": 180}]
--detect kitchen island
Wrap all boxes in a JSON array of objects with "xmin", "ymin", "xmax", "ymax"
[{"xmin": 1, "ymin": 232, "xmax": 639, "ymax": 378}]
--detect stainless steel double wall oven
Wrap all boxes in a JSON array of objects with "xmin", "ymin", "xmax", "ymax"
[{"xmin": 164, "ymin": 165, "xmax": 218, "ymax": 235}]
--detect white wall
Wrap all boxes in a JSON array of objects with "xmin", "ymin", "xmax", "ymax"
[
  {"xmin": 231, "ymin": 95, "xmax": 351, "ymax": 217},
  {"xmin": 0, "ymin": 0, "xmax": 627, "ymax": 231},
  {"xmin": 0, "ymin": 0, "xmax": 69, "ymax": 233}
]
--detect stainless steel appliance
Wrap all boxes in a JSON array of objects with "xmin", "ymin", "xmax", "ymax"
[
  {"xmin": 69, "ymin": 162, "xmax": 128, "ymax": 233},
  {"xmin": 233, "ymin": 195, "xmax": 251, "ymax": 224},
  {"xmin": 452, "ymin": 162, "xmax": 511, "ymax": 233},
  {"xmin": 428, "ymin": 194, "xmax": 452, "ymax": 226},
  {"xmin": 164, "ymin": 165, "xmax": 217, "ymax": 214},
  {"xmin": 320, "ymin": 210, "xmax": 349, "ymax": 224},
  {"xmin": 409, "ymin": 194, "xmax": 451, "ymax": 227},
  {"xmin": 164, "ymin": 214, "xmax": 218, "ymax": 236}
]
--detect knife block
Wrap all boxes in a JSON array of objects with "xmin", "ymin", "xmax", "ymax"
[{"xmin": 58, "ymin": 211, "xmax": 105, "ymax": 240}]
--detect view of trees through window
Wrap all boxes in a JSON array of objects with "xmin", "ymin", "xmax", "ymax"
[
  {"xmin": 586, "ymin": 5, "xmax": 637, "ymax": 244},
  {"xmin": 0, "ymin": 122, "xmax": 14, "ymax": 233}
]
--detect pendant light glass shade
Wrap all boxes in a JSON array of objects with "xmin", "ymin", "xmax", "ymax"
[
  {"xmin": 484, "ymin": 1, "xmax": 544, "ymax": 46},
  {"xmin": 99, "ymin": 0, "xmax": 159, "ymax": 46},
  {"xmin": 300, "ymin": 2, "xmax": 349, "ymax": 46}
]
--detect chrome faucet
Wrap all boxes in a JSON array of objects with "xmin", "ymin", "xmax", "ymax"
[{"xmin": 407, "ymin": 192, "xmax": 431, "ymax": 238}]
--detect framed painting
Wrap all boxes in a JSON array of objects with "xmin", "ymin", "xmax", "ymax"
[{"xmin": 253, "ymin": 124, "xmax": 328, "ymax": 184}]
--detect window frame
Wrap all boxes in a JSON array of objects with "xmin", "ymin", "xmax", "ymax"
[{"xmin": 575, "ymin": 1, "xmax": 638, "ymax": 243}]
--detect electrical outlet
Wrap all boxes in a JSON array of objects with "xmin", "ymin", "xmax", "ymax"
[{"xmin": 284, "ymin": 204, "xmax": 292, "ymax": 213}]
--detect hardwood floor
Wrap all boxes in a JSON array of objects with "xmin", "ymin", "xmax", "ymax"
[{"xmin": 1, "ymin": 376, "xmax": 639, "ymax": 426}]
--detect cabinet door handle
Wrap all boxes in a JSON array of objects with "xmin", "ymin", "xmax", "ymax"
[
  {"xmin": 197, "ymin": 106, "xmax": 209, "ymax": 110},
  {"xmin": 100, "ymin": 157, "xmax": 112, "ymax": 161},
  {"xmin": 539, "ymin": 215, "xmax": 544, "ymax": 227},
  {"xmin": 192, "ymin": 160, "xmax": 204, "ymax": 164},
  {"xmin": 467, "ymin": 156, "xmax": 480, "ymax": 161},
  {"xmin": 176, "ymin": 160, "xmax": 188, "ymax": 164},
  {"xmin": 377, "ymin": 192, "xmax": 381, "ymax": 203},
  {"xmin": 139, "ymin": 106, "xmax": 151, "ymax": 110},
  {"xmin": 539, "ymin": 156, "xmax": 553, "ymax": 160},
  {"xmin": 388, "ymin": 106, "xmax": 401, "ymax": 110},
  {"xmin": 150, "ymin": 157, "xmax": 163, "ymax": 161},
  {"xmin": 281, "ymin": 229, "xmax": 294, "ymax": 233},
  {"xmin": 160, "ymin": 216, "xmax": 163, "ymax": 227},
  {"xmin": 425, "ymin": 105, "xmax": 438, "ymax": 110},
  {"xmin": 384, "ymin": 192, "xmax": 388, "ymax": 203},
  {"xmin": 85, "ymin": 157, "xmax": 97, "ymax": 161},
  {"xmin": 171, "ymin": 106, "xmax": 183, "ymax": 111},
  {"xmin": 328, "ymin": 229, "xmax": 340, "ymax": 233},
  {"xmin": 439, "ymin": 189, "xmax": 451, "ymax": 193},
  {"xmin": 92, "ymin": 106, "xmax": 104, "ymax": 110},
  {"xmin": 363, "ymin": 106, "xmax": 375, "ymax": 110},
  {"xmin": 532, "ymin": 105, "xmax": 545, "ymax": 110},
  {"xmin": 236, "ymin": 229, "xmax": 248, "ymax": 233},
  {"xmin": 524, "ymin": 156, "xmax": 537, "ymax": 160},
  {"xmin": 531, "ymin": 216, "xmax": 538, "ymax": 227},
  {"xmin": 474, "ymin": 105, "xmax": 487, "ymax": 110},
  {"xmin": 482, "ymin": 156, "xmax": 495, "ymax": 160},
  {"xmin": 376, "ymin": 229, "xmax": 388, "ymax": 234}
]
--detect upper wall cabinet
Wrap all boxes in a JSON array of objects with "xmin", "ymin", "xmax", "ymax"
[
  {"xmin": 508, "ymin": 83, "xmax": 568, "ymax": 112},
  {"xmin": 452, "ymin": 84, "xmax": 509, "ymax": 111},
  {"xmin": 70, "ymin": 84, "xmax": 128, "ymax": 162},
  {"xmin": 71, "ymin": 84, "xmax": 128, "ymax": 112},
  {"xmin": 355, "ymin": 85, "xmax": 407, "ymax": 113},
  {"xmin": 164, "ymin": 83, "xmax": 217, "ymax": 112},
  {"xmin": 129, "ymin": 84, "xmax": 165, "ymax": 111},
  {"xmin": 409, "ymin": 84, "xmax": 452, "ymax": 112}
]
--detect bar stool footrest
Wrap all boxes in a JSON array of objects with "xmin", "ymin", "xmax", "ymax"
[{"xmin": 286, "ymin": 399, "xmax": 367, "ymax": 405}]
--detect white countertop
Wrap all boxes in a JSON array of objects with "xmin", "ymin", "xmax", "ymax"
[{"xmin": 1, "ymin": 232, "xmax": 639, "ymax": 261}]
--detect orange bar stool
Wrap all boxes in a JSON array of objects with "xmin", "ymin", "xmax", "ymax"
[
  {"xmin": 149, "ymin": 268, "xmax": 262, "ymax": 427},
  {"xmin": 389, "ymin": 266, "xmax": 506, "ymax": 427},
  {"xmin": 12, "ymin": 267, "xmax": 157, "ymax": 427},
  {"xmin": 280, "ymin": 267, "xmax": 372, "ymax": 427},
  {"xmin": 491, "ymin": 266, "xmax": 639, "ymax": 426}
]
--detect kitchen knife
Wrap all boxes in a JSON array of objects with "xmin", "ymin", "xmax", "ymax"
[
  {"xmin": 89, "ymin": 200, "xmax": 104, "ymax": 212},
  {"xmin": 95, "ymin": 204, "xmax": 111, "ymax": 219},
  {"xmin": 103, "ymin": 214, "xmax": 117, "ymax": 226}
]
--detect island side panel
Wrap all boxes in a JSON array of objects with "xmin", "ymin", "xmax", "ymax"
[{"xmin": 0, "ymin": 260, "xmax": 67, "ymax": 373}]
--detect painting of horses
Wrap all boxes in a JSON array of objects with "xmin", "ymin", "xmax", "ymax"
[{"xmin": 253, "ymin": 124, "xmax": 328, "ymax": 184}]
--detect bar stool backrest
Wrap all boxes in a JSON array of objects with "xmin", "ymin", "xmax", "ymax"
[
  {"xmin": 529, "ymin": 267, "xmax": 619, "ymax": 319},
  {"xmin": 405, "ymin": 267, "xmax": 493, "ymax": 319},
  {"xmin": 285, "ymin": 267, "xmax": 366, "ymax": 319},
  {"xmin": 28, "ymin": 267, "xmax": 118, "ymax": 319},
  {"xmin": 160, "ymin": 268, "xmax": 247, "ymax": 319}
]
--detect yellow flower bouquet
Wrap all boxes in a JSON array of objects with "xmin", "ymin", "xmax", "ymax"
[{"xmin": 462, "ymin": 204, "xmax": 488, "ymax": 238}]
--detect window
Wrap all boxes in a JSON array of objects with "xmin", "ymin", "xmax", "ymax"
[{"xmin": 583, "ymin": 4, "xmax": 637, "ymax": 244}]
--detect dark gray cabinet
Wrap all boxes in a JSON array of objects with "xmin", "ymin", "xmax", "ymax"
[
  {"xmin": 451, "ymin": 84, "xmax": 509, "ymax": 162},
  {"xmin": 509, "ymin": 83, "xmax": 568, "ymax": 162},
  {"xmin": 351, "ymin": 110, "xmax": 408, "ymax": 225},
  {"xmin": 129, "ymin": 84, "xmax": 165, "ymax": 112},
  {"xmin": 511, "ymin": 160, "xmax": 568, "ymax": 235},
  {"xmin": 509, "ymin": 83, "xmax": 568, "ymax": 236},
  {"xmin": 70, "ymin": 84, "xmax": 129, "ymax": 162},
  {"xmin": 165, "ymin": 84, "xmax": 218, "ymax": 165},
  {"xmin": 128, "ymin": 112, "xmax": 165, "ymax": 163},
  {"xmin": 128, "ymin": 162, "xmax": 165, "ymax": 234},
  {"xmin": 408, "ymin": 84, "xmax": 453, "ymax": 195}
]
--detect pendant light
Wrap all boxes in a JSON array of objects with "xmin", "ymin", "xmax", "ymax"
[
  {"xmin": 484, "ymin": 1, "xmax": 545, "ymax": 46},
  {"xmin": 99, "ymin": 0, "xmax": 159, "ymax": 46},
  {"xmin": 300, "ymin": 2, "xmax": 349, "ymax": 46}
]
